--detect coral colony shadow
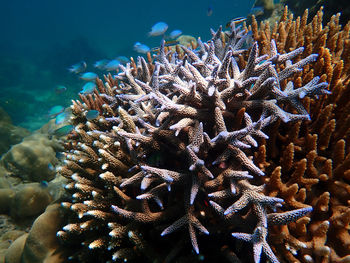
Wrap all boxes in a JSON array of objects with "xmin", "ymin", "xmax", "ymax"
[{"xmin": 57, "ymin": 13, "xmax": 331, "ymax": 263}]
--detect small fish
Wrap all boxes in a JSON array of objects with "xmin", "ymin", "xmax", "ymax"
[
  {"xmin": 48, "ymin": 105, "xmax": 64, "ymax": 118},
  {"xmin": 86, "ymin": 110, "xmax": 99, "ymax": 120},
  {"xmin": 258, "ymin": 59, "xmax": 267, "ymax": 65},
  {"xmin": 40, "ymin": 180, "xmax": 49, "ymax": 188},
  {"xmin": 56, "ymin": 152, "xmax": 64, "ymax": 159},
  {"xmin": 207, "ymin": 5, "xmax": 213, "ymax": 16},
  {"xmin": 80, "ymin": 82, "xmax": 96, "ymax": 94},
  {"xmin": 148, "ymin": 22, "xmax": 168, "ymax": 36},
  {"xmin": 165, "ymin": 40, "xmax": 180, "ymax": 45},
  {"xmin": 151, "ymin": 40, "xmax": 179, "ymax": 52},
  {"xmin": 68, "ymin": 61, "xmax": 87, "ymax": 74},
  {"xmin": 116, "ymin": 56, "xmax": 130, "ymax": 64},
  {"xmin": 48, "ymin": 163, "xmax": 55, "ymax": 171},
  {"xmin": 80, "ymin": 72, "xmax": 98, "ymax": 81},
  {"xmin": 104, "ymin": 59, "xmax": 121, "ymax": 71},
  {"xmin": 53, "ymin": 125, "xmax": 74, "ymax": 137},
  {"xmin": 133, "ymin": 42, "xmax": 151, "ymax": 54},
  {"xmin": 250, "ymin": 6, "xmax": 264, "ymax": 16},
  {"xmin": 55, "ymin": 85, "xmax": 67, "ymax": 94},
  {"xmin": 55, "ymin": 112, "xmax": 67, "ymax": 125},
  {"xmin": 94, "ymin": 59, "xmax": 109, "ymax": 69},
  {"xmin": 169, "ymin": 30, "xmax": 182, "ymax": 39},
  {"xmin": 226, "ymin": 16, "xmax": 247, "ymax": 28}
]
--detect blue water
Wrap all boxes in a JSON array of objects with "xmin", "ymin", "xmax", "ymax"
[{"xmin": 0, "ymin": 0, "xmax": 255, "ymax": 130}]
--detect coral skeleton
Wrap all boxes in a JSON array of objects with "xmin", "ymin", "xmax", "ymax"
[{"xmin": 58, "ymin": 18, "xmax": 330, "ymax": 262}]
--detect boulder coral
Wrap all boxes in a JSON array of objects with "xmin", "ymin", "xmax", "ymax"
[
  {"xmin": 0, "ymin": 133, "xmax": 60, "ymax": 183},
  {"xmin": 0, "ymin": 182, "xmax": 54, "ymax": 224},
  {"xmin": 0, "ymin": 179, "xmax": 69, "ymax": 262},
  {"xmin": 0, "ymin": 230, "xmax": 26, "ymax": 263},
  {"xmin": 9, "ymin": 183, "xmax": 53, "ymax": 221},
  {"xmin": 4, "ymin": 204, "xmax": 67, "ymax": 263}
]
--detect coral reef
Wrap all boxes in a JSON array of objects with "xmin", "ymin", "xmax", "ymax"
[
  {"xmin": 9, "ymin": 183, "xmax": 53, "ymax": 220},
  {"xmin": 0, "ymin": 122, "xmax": 70, "ymax": 262},
  {"xmin": 0, "ymin": 132, "xmax": 62, "ymax": 183},
  {"xmin": 0, "ymin": 179, "xmax": 66, "ymax": 262},
  {"xmin": 176, "ymin": 35, "xmax": 197, "ymax": 49},
  {"xmin": 3, "ymin": 233, "xmax": 28, "ymax": 263},
  {"xmin": 248, "ymin": 7, "xmax": 350, "ymax": 262},
  {"xmin": 4, "ymin": 204, "xmax": 68, "ymax": 263},
  {"xmin": 56, "ymin": 12, "xmax": 333, "ymax": 262},
  {"xmin": 0, "ymin": 176, "xmax": 69, "ymax": 263},
  {"xmin": 0, "ymin": 107, "xmax": 30, "ymax": 157},
  {"xmin": 0, "ymin": 230, "xmax": 25, "ymax": 263},
  {"xmin": 281, "ymin": 0, "xmax": 350, "ymax": 27},
  {"xmin": 251, "ymin": 0, "xmax": 276, "ymax": 21}
]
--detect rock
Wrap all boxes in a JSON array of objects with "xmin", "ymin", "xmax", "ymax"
[
  {"xmin": 0, "ymin": 133, "xmax": 60, "ymax": 182},
  {"xmin": 0, "ymin": 230, "xmax": 26, "ymax": 248},
  {"xmin": 0, "ymin": 107, "xmax": 30, "ymax": 156},
  {"xmin": 0, "ymin": 189, "xmax": 15, "ymax": 214},
  {"xmin": 10, "ymin": 183, "xmax": 52, "ymax": 220},
  {"xmin": 177, "ymin": 35, "xmax": 197, "ymax": 47},
  {"xmin": 20, "ymin": 204, "xmax": 68, "ymax": 263},
  {"xmin": 0, "ymin": 178, "xmax": 11, "ymax": 189},
  {"xmin": 4, "ymin": 233, "xmax": 28, "ymax": 263},
  {"xmin": 0, "ymin": 230, "xmax": 27, "ymax": 263}
]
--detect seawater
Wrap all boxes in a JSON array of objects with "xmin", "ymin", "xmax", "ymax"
[{"xmin": 0, "ymin": 0, "xmax": 255, "ymax": 130}]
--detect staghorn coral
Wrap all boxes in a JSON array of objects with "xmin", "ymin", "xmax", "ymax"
[
  {"xmin": 281, "ymin": 0, "xmax": 350, "ymax": 27},
  {"xmin": 249, "ymin": 6, "xmax": 350, "ymax": 263},
  {"xmin": 57, "ymin": 19, "xmax": 330, "ymax": 263}
]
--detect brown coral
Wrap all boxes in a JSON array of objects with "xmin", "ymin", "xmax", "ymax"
[{"xmin": 249, "ymin": 6, "xmax": 350, "ymax": 262}]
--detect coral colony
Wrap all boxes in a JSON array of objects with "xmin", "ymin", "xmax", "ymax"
[{"xmin": 57, "ymin": 21, "xmax": 330, "ymax": 262}]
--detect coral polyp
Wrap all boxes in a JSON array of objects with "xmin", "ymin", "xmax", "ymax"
[{"xmin": 57, "ymin": 22, "xmax": 329, "ymax": 262}]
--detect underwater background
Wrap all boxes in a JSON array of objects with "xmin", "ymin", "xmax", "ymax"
[
  {"xmin": 0, "ymin": 0, "xmax": 256, "ymax": 130},
  {"xmin": 0, "ymin": 0, "xmax": 350, "ymax": 262}
]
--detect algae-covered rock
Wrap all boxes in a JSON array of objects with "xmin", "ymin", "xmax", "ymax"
[
  {"xmin": 0, "ymin": 133, "xmax": 60, "ymax": 182},
  {"xmin": 0, "ymin": 230, "xmax": 27, "ymax": 262},
  {"xmin": 176, "ymin": 35, "xmax": 197, "ymax": 47},
  {"xmin": 4, "ymin": 233, "xmax": 28, "ymax": 263},
  {"xmin": 0, "ymin": 230, "xmax": 26, "ymax": 248},
  {"xmin": 3, "ymin": 204, "xmax": 68, "ymax": 263},
  {"xmin": 0, "ymin": 107, "xmax": 30, "ymax": 156},
  {"xmin": 20, "ymin": 204, "xmax": 67, "ymax": 263},
  {"xmin": 0, "ymin": 230, "xmax": 27, "ymax": 263},
  {"xmin": 0, "ymin": 178, "xmax": 12, "ymax": 189},
  {"xmin": 9, "ymin": 183, "xmax": 53, "ymax": 220},
  {"xmin": 0, "ymin": 189, "xmax": 15, "ymax": 214}
]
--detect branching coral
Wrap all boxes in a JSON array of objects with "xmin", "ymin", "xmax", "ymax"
[
  {"xmin": 248, "ymin": 6, "xmax": 350, "ymax": 263},
  {"xmin": 57, "ymin": 16, "xmax": 330, "ymax": 262},
  {"xmin": 281, "ymin": 0, "xmax": 350, "ymax": 27}
]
